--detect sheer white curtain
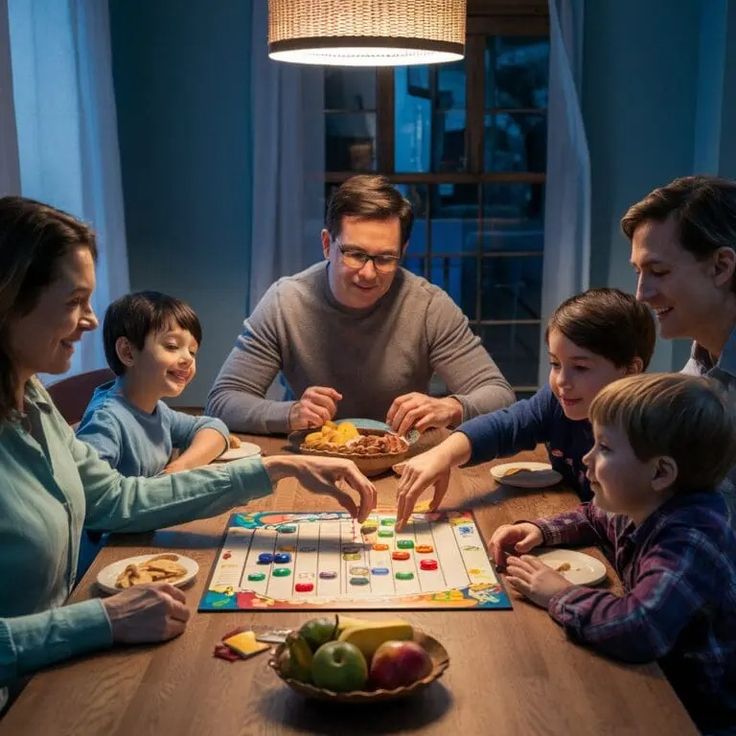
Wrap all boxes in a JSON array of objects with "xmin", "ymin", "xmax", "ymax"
[
  {"xmin": 539, "ymin": 0, "xmax": 590, "ymax": 383},
  {"xmin": 249, "ymin": 0, "xmax": 325, "ymax": 310},
  {"xmin": 6, "ymin": 0, "xmax": 129, "ymax": 377}
]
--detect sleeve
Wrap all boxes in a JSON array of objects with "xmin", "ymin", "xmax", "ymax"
[
  {"xmin": 205, "ymin": 281, "xmax": 295, "ymax": 434},
  {"xmin": 546, "ymin": 527, "xmax": 722, "ymax": 663},
  {"xmin": 532, "ymin": 501, "xmax": 613, "ymax": 548},
  {"xmin": 75, "ymin": 408, "xmax": 122, "ymax": 468},
  {"xmin": 425, "ymin": 289, "xmax": 515, "ymax": 420},
  {"xmin": 0, "ymin": 599, "xmax": 112, "ymax": 686},
  {"xmin": 457, "ymin": 385, "xmax": 554, "ymax": 464},
  {"xmin": 166, "ymin": 406, "xmax": 229, "ymax": 451},
  {"xmin": 64, "ymin": 424, "xmax": 273, "ymax": 533}
]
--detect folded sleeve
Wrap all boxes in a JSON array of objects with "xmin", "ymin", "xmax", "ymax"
[
  {"xmin": 0, "ymin": 599, "xmax": 112, "ymax": 686},
  {"xmin": 166, "ymin": 406, "xmax": 229, "ymax": 451}
]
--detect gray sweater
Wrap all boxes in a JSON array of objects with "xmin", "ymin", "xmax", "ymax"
[{"xmin": 206, "ymin": 263, "xmax": 515, "ymax": 434}]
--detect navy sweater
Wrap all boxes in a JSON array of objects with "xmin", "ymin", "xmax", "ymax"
[{"xmin": 458, "ymin": 384, "xmax": 594, "ymax": 501}]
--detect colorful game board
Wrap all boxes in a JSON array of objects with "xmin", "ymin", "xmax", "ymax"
[{"xmin": 199, "ymin": 510, "xmax": 511, "ymax": 611}]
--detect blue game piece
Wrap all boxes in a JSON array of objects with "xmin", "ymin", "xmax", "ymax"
[
  {"xmin": 371, "ymin": 567, "xmax": 390, "ymax": 575},
  {"xmin": 274, "ymin": 552, "xmax": 292, "ymax": 564},
  {"xmin": 257, "ymin": 552, "xmax": 274, "ymax": 564}
]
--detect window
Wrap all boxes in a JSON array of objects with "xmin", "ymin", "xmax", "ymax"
[{"xmin": 324, "ymin": 3, "xmax": 550, "ymax": 398}]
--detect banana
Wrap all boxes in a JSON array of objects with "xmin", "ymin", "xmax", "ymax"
[
  {"xmin": 335, "ymin": 614, "xmax": 377, "ymax": 633},
  {"xmin": 337, "ymin": 619, "xmax": 414, "ymax": 660}
]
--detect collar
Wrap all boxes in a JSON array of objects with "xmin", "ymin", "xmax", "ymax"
[
  {"xmin": 689, "ymin": 322, "xmax": 736, "ymax": 379},
  {"xmin": 24, "ymin": 378, "xmax": 54, "ymax": 414}
]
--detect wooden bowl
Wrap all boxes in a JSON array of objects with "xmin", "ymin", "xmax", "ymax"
[
  {"xmin": 287, "ymin": 427, "xmax": 418, "ymax": 477},
  {"xmin": 268, "ymin": 630, "xmax": 449, "ymax": 703}
]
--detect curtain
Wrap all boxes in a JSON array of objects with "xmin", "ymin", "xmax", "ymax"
[
  {"xmin": 539, "ymin": 0, "xmax": 590, "ymax": 383},
  {"xmin": 7, "ymin": 0, "xmax": 129, "ymax": 377},
  {"xmin": 249, "ymin": 0, "xmax": 325, "ymax": 310}
]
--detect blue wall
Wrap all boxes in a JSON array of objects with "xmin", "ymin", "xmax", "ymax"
[
  {"xmin": 109, "ymin": 0, "xmax": 252, "ymax": 405},
  {"xmin": 583, "ymin": 0, "xmax": 736, "ymax": 371}
]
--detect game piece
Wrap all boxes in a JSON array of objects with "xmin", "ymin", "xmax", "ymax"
[
  {"xmin": 201, "ymin": 510, "xmax": 511, "ymax": 611},
  {"xmin": 378, "ymin": 529, "xmax": 394, "ymax": 538},
  {"xmin": 380, "ymin": 518, "xmax": 396, "ymax": 526},
  {"xmin": 278, "ymin": 525, "xmax": 297, "ymax": 533},
  {"xmin": 274, "ymin": 552, "xmax": 291, "ymax": 563}
]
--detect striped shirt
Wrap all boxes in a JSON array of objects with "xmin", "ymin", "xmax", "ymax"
[{"xmin": 535, "ymin": 493, "xmax": 736, "ymax": 733}]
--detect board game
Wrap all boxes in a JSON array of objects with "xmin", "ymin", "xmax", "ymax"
[{"xmin": 199, "ymin": 510, "xmax": 511, "ymax": 611}]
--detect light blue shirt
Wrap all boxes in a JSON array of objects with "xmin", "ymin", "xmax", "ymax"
[
  {"xmin": 0, "ymin": 379, "xmax": 272, "ymax": 695},
  {"xmin": 682, "ymin": 326, "xmax": 736, "ymax": 530},
  {"xmin": 77, "ymin": 378, "xmax": 229, "ymax": 476}
]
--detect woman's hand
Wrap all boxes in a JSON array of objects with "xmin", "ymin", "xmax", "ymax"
[
  {"xmin": 264, "ymin": 455, "xmax": 377, "ymax": 522},
  {"xmin": 504, "ymin": 555, "xmax": 574, "ymax": 608},
  {"xmin": 102, "ymin": 583, "xmax": 191, "ymax": 643},
  {"xmin": 489, "ymin": 522, "xmax": 544, "ymax": 567}
]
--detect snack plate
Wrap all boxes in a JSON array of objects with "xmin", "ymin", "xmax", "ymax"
[
  {"xmin": 269, "ymin": 629, "xmax": 449, "ymax": 703},
  {"xmin": 96, "ymin": 554, "xmax": 199, "ymax": 595},
  {"xmin": 288, "ymin": 422, "xmax": 419, "ymax": 477}
]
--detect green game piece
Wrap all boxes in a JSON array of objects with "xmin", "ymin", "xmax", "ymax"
[
  {"xmin": 380, "ymin": 518, "xmax": 396, "ymax": 526},
  {"xmin": 396, "ymin": 539, "xmax": 414, "ymax": 549},
  {"xmin": 278, "ymin": 524, "xmax": 297, "ymax": 533},
  {"xmin": 273, "ymin": 567, "xmax": 291, "ymax": 577},
  {"xmin": 247, "ymin": 572, "xmax": 266, "ymax": 582},
  {"xmin": 377, "ymin": 529, "xmax": 394, "ymax": 538},
  {"xmin": 395, "ymin": 571, "xmax": 414, "ymax": 581},
  {"xmin": 350, "ymin": 576, "xmax": 370, "ymax": 586}
]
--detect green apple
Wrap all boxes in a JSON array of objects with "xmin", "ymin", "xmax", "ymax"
[
  {"xmin": 299, "ymin": 615, "xmax": 338, "ymax": 652},
  {"xmin": 311, "ymin": 641, "xmax": 368, "ymax": 692}
]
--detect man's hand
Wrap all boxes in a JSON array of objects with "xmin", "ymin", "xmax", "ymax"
[
  {"xmin": 488, "ymin": 522, "xmax": 544, "ymax": 568},
  {"xmin": 386, "ymin": 393, "xmax": 463, "ymax": 436},
  {"xmin": 289, "ymin": 386, "xmax": 343, "ymax": 430},
  {"xmin": 263, "ymin": 455, "xmax": 377, "ymax": 523},
  {"xmin": 504, "ymin": 555, "xmax": 574, "ymax": 608}
]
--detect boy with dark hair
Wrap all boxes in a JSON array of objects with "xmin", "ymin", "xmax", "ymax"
[
  {"xmin": 78, "ymin": 291, "xmax": 230, "ymax": 476},
  {"xmin": 395, "ymin": 288, "xmax": 656, "ymax": 527},
  {"xmin": 494, "ymin": 373, "xmax": 736, "ymax": 734}
]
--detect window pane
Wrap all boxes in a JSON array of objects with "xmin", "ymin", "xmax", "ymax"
[
  {"xmin": 432, "ymin": 110, "xmax": 466, "ymax": 171},
  {"xmin": 485, "ymin": 113, "xmax": 546, "ymax": 172},
  {"xmin": 430, "ymin": 183, "xmax": 479, "ymax": 262},
  {"xmin": 395, "ymin": 67, "xmax": 431, "ymax": 172},
  {"xmin": 325, "ymin": 113, "xmax": 376, "ymax": 171},
  {"xmin": 478, "ymin": 323, "xmax": 541, "ymax": 388},
  {"xmin": 480, "ymin": 255, "xmax": 543, "ymax": 321},
  {"xmin": 430, "ymin": 256, "xmax": 476, "ymax": 317},
  {"xmin": 325, "ymin": 68, "xmax": 376, "ymax": 111},
  {"xmin": 483, "ymin": 182, "xmax": 544, "ymax": 224},
  {"xmin": 397, "ymin": 183, "xmax": 429, "ymax": 257},
  {"xmin": 437, "ymin": 59, "xmax": 466, "ymax": 111},
  {"xmin": 485, "ymin": 37, "xmax": 550, "ymax": 110}
]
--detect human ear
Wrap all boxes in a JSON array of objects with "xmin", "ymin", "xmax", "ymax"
[
  {"xmin": 651, "ymin": 455, "xmax": 678, "ymax": 493},
  {"xmin": 711, "ymin": 247, "xmax": 736, "ymax": 288},
  {"xmin": 115, "ymin": 336, "xmax": 136, "ymax": 368},
  {"xmin": 625, "ymin": 357, "xmax": 644, "ymax": 375},
  {"xmin": 321, "ymin": 229, "xmax": 331, "ymax": 259}
]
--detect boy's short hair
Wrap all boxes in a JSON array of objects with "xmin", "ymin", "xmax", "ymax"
[
  {"xmin": 103, "ymin": 291, "xmax": 202, "ymax": 376},
  {"xmin": 545, "ymin": 288, "xmax": 656, "ymax": 369},
  {"xmin": 590, "ymin": 373, "xmax": 736, "ymax": 494}
]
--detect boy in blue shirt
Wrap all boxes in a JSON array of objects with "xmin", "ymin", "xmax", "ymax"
[
  {"xmin": 78, "ymin": 292, "xmax": 230, "ymax": 476},
  {"xmin": 395, "ymin": 288, "xmax": 656, "ymax": 528}
]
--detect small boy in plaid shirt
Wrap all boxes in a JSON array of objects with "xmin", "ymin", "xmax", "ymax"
[{"xmin": 492, "ymin": 373, "xmax": 736, "ymax": 734}]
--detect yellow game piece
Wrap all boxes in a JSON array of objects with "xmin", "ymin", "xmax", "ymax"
[{"xmin": 223, "ymin": 630, "xmax": 270, "ymax": 658}]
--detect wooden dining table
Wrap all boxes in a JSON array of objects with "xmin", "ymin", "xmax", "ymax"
[{"xmin": 0, "ymin": 432, "xmax": 698, "ymax": 736}]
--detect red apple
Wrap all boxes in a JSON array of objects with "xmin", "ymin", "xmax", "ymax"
[{"xmin": 369, "ymin": 640, "xmax": 433, "ymax": 690}]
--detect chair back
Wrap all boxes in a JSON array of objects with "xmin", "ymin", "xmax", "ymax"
[{"xmin": 47, "ymin": 368, "xmax": 115, "ymax": 426}]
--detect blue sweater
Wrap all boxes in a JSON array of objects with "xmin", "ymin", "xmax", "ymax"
[
  {"xmin": 77, "ymin": 379, "xmax": 229, "ymax": 477},
  {"xmin": 458, "ymin": 384, "xmax": 594, "ymax": 501}
]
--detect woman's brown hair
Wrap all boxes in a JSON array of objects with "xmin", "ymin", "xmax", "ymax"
[{"xmin": 0, "ymin": 196, "xmax": 97, "ymax": 421}]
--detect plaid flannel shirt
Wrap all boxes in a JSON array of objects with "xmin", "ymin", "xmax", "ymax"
[{"xmin": 534, "ymin": 493, "xmax": 736, "ymax": 732}]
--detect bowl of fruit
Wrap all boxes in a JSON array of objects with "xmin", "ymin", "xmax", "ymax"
[
  {"xmin": 269, "ymin": 614, "xmax": 449, "ymax": 703},
  {"xmin": 288, "ymin": 421, "xmax": 418, "ymax": 477}
]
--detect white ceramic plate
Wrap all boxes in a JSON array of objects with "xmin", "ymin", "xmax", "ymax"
[
  {"xmin": 218, "ymin": 442, "xmax": 262, "ymax": 462},
  {"xmin": 533, "ymin": 548, "xmax": 607, "ymax": 586},
  {"xmin": 96, "ymin": 554, "xmax": 199, "ymax": 595},
  {"xmin": 490, "ymin": 461, "xmax": 562, "ymax": 488}
]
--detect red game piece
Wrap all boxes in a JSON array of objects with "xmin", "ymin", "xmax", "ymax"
[
  {"xmin": 420, "ymin": 559, "xmax": 438, "ymax": 571},
  {"xmin": 392, "ymin": 551, "xmax": 410, "ymax": 561},
  {"xmin": 295, "ymin": 582, "xmax": 314, "ymax": 592}
]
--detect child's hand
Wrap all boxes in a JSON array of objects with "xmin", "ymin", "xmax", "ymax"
[
  {"xmin": 395, "ymin": 450, "xmax": 451, "ymax": 530},
  {"xmin": 489, "ymin": 522, "xmax": 543, "ymax": 567},
  {"xmin": 504, "ymin": 555, "xmax": 574, "ymax": 608}
]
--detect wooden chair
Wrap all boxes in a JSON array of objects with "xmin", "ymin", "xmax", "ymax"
[{"xmin": 47, "ymin": 368, "xmax": 115, "ymax": 427}]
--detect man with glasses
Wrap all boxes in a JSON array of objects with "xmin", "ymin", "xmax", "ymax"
[{"xmin": 207, "ymin": 175, "xmax": 514, "ymax": 435}]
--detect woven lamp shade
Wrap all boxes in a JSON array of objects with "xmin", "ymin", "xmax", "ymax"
[{"xmin": 268, "ymin": 0, "xmax": 466, "ymax": 66}]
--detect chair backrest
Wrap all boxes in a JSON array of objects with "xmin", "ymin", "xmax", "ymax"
[{"xmin": 46, "ymin": 368, "xmax": 116, "ymax": 426}]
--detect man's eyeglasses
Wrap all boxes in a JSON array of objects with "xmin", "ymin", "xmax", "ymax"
[{"xmin": 336, "ymin": 244, "xmax": 401, "ymax": 273}]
